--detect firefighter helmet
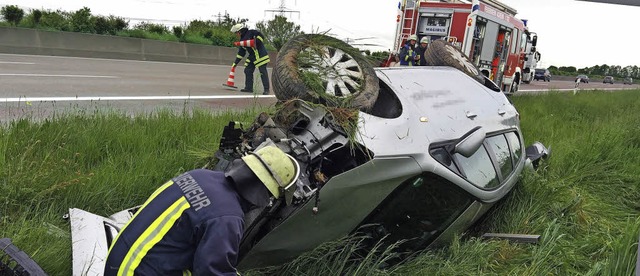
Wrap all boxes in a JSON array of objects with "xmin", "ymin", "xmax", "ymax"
[
  {"xmin": 420, "ymin": 37, "xmax": 429, "ymax": 44},
  {"xmin": 242, "ymin": 146, "xmax": 300, "ymax": 203},
  {"xmin": 230, "ymin": 23, "xmax": 245, "ymax": 33},
  {"xmin": 409, "ymin": 34, "xmax": 418, "ymax": 41}
]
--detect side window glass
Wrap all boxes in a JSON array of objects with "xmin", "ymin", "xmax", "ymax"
[
  {"xmin": 455, "ymin": 146, "xmax": 499, "ymax": 189},
  {"xmin": 357, "ymin": 173, "xmax": 473, "ymax": 251},
  {"xmin": 487, "ymin": 135, "xmax": 513, "ymax": 180},
  {"xmin": 429, "ymin": 147, "xmax": 460, "ymax": 174},
  {"xmin": 505, "ymin": 132, "xmax": 522, "ymax": 162}
]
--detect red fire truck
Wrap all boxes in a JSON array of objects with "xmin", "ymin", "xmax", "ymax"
[{"xmin": 390, "ymin": 0, "xmax": 540, "ymax": 93}]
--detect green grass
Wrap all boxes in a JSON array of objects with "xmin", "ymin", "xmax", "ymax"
[{"xmin": 2, "ymin": 90, "xmax": 640, "ymax": 275}]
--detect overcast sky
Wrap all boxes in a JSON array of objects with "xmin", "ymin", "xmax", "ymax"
[{"xmin": 2, "ymin": 0, "xmax": 638, "ymax": 68}]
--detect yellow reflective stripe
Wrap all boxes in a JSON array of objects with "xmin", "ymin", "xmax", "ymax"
[
  {"xmin": 256, "ymin": 36, "xmax": 264, "ymax": 42},
  {"xmin": 255, "ymin": 55, "xmax": 269, "ymax": 62},
  {"xmin": 118, "ymin": 197, "xmax": 190, "ymax": 275},
  {"xmin": 236, "ymin": 54, "xmax": 244, "ymax": 59},
  {"xmin": 255, "ymin": 59, "xmax": 270, "ymax": 67},
  {"xmin": 108, "ymin": 180, "xmax": 174, "ymax": 253},
  {"xmin": 183, "ymin": 269, "xmax": 192, "ymax": 276}
]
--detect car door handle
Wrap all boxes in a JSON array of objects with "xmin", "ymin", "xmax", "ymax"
[
  {"xmin": 498, "ymin": 110, "xmax": 506, "ymax": 115},
  {"xmin": 466, "ymin": 111, "xmax": 477, "ymax": 119}
]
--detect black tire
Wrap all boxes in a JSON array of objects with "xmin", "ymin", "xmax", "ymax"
[
  {"xmin": 272, "ymin": 34, "xmax": 379, "ymax": 110},
  {"xmin": 425, "ymin": 40, "xmax": 484, "ymax": 83}
]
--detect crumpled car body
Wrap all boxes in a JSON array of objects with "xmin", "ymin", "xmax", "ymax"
[{"xmin": 69, "ymin": 66, "xmax": 532, "ymax": 274}]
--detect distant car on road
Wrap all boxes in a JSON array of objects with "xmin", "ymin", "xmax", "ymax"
[
  {"xmin": 603, "ymin": 76, "xmax": 615, "ymax": 84},
  {"xmin": 534, "ymin": 68, "xmax": 551, "ymax": 82},
  {"xmin": 624, "ymin": 77, "xmax": 633, "ymax": 85},
  {"xmin": 575, "ymin": 75, "xmax": 589, "ymax": 83}
]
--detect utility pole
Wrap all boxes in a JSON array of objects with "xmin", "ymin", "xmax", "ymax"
[
  {"xmin": 213, "ymin": 10, "xmax": 229, "ymax": 24},
  {"xmin": 265, "ymin": 0, "xmax": 300, "ymax": 18}
]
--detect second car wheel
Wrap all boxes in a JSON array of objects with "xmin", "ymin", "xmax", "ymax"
[
  {"xmin": 272, "ymin": 34, "xmax": 379, "ymax": 110},
  {"xmin": 425, "ymin": 40, "xmax": 484, "ymax": 84}
]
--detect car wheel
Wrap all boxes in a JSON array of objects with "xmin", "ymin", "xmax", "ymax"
[
  {"xmin": 272, "ymin": 34, "xmax": 379, "ymax": 110},
  {"xmin": 425, "ymin": 40, "xmax": 484, "ymax": 83}
]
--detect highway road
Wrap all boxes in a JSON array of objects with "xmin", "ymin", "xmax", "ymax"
[
  {"xmin": 1, "ymin": 53, "xmax": 638, "ymax": 123},
  {"xmin": 0, "ymin": 53, "xmax": 277, "ymax": 123}
]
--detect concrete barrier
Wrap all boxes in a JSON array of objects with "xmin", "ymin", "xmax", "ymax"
[{"xmin": 0, "ymin": 27, "xmax": 277, "ymax": 66}]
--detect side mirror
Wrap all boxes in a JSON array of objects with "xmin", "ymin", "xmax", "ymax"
[
  {"xmin": 454, "ymin": 127, "xmax": 486, "ymax": 157},
  {"xmin": 532, "ymin": 35, "xmax": 538, "ymax": 47}
]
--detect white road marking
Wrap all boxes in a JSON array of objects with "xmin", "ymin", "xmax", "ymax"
[
  {"xmin": 0, "ymin": 95, "xmax": 275, "ymax": 102},
  {"xmin": 0, "ymin": 61, "xmax": 36, "ymax": 65},
  {"xmin": 0, "ymin": 73, "xmax": 118, "ymax": 78},
  {"xmin": 519, "ymin": 87, "xmax": 636, "ymax": 92},
  {"xmin": 0, "ymin": 53, "xmax": 230, "ymax": 68}
]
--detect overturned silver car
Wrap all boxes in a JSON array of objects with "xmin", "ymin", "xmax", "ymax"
[{"xmin": 67, "ymin": 35, "xmax": 548, "ymax": 274}]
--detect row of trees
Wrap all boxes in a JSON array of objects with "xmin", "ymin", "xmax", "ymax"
[
  {"xmin": 0, "ymin": 5, "xmax": 303, "ymax": 50},
  {"xmin": 1, "ymin": 5, "xmax": 389, "ymax": 63},
  {"xmin": 550, "ymin": 64, "xmax": 640, "ymax": 80}
]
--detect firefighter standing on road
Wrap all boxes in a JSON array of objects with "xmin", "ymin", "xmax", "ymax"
[
  {"xmin": 415, "ymin": 37, "xmax": 429, "ymax": 66},
  {"xmin": 104, "ymin": 146, "xmax": 300, "ymax": 276},
  {"xmin": 231, "ymin": 23, "xmax": 271, "ymax": 95},
  {"xmin": 398, "ymin": 34, "xmax": 418, "ymax": 66}
]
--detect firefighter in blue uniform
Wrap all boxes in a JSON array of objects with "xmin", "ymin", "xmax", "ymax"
[
  {"xmin": 398, "ymin": 34, "xmax": 418, "ymax": 66},
  {"xmin": 104, "ymin": 146, "xmax": 300, "ymax": 275},
  {"xmin": 231, "ymin": 23, "xmax": 271, "ymax": 95}
]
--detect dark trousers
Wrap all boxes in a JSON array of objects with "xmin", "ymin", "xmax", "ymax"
[{"xmin": 244, "ymin": 63, "xmax": 270, "ymax": 92}]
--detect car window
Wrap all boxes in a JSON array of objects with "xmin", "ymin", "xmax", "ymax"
[
  {"xmin": 357, "ymin": 173, "xmax": 473, "ymax": 251},
  {"xmin": 430, "ymin": 132, "xmax": 521, "ymax": 189},
  {"xmin": 535, "ymin": 69, "xmax": 544, "ymax": 73},
  {"xmin": 486, "ymin": 135, "xmax": 513, "ymax": 180},
  {"xmin": 505, "ymin": 132, "xmax": 522, "ymax": 162},
  {"xmin": 430, "ymin": 147, "xmax": 460, "ymax": 174},
  {"xmin": 454, "ymin": 146, "xmax": 500, "ymax": 189}
]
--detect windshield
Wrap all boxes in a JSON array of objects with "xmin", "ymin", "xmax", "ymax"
[{"xmin": 535, "ymin": 69, "xmax": 545, "ymax": 73}]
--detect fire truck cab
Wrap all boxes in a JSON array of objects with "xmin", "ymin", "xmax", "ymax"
[
  {"xmin": 521, "ymin": 31, "xmax": 541, "ymax": 84},
  {"xmin": 393, "ymin": 0, "xmax": 539, "ymax": 93}
]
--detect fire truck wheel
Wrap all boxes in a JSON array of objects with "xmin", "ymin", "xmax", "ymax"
[
  {"xmin": 425, "ymin": 40, "xmax": 484, "ymax": 84},
  {"xmin": 273, "ymin": 34, "xmax": 379, "ymax": 110}
]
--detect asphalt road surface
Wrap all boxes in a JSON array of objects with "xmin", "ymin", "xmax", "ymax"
[
  {"xmin": 519, "ymin": 78, "xmax": 640, "ymax": 92},
  {"xmin": 0, "ymin": 53, "xmax": 277, "ymax": 123},
  {"xmin": 1, "ymin": 53, "xmax": 638, "ymax": 123}
]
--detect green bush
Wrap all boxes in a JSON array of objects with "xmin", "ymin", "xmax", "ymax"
[
  {"xmin": 116, "ymin": 29, "xmax": 179, "ymax": 42},
  {"xmin": 208, "ymin": 27, "xmax": 236, "ymax": 47},
  {"xmin": 112, "ymin": 16, "xmax": 128, "ymax": 31},
  {"xmin": 1, "ymin": 5, "xmax": 24, "ymax": 26},
  {"xmin": 92, "ymin": 15, "xmax": 127, "ymax": 35},
  {"xmin": 186, "ymin": 19, "xmax": 214, "ymax": 34},
  {"xmin": 32, "ymin": 9, "xmax": 42, "ymax": 25},
  {"xmin": 134, "ymin": 21, "xmax": 167, "ymax": 35},
  {"xmin": 94, "ymin": 16, "xmax": 111, "ymax": 34},
  {"xmin": 69, "ymin": 7, "xmax": 94, "ymax": 33},
  {"xmin": 39, "ymin": 10, "xmax": 70, "ymax": 31},
  {"xmin": 183, "ymin": 33, "xmax": 211, "ymax": 45},
  {"xmin": 172, "ymin": 26, "xmax": 183, "ymax": 38}
]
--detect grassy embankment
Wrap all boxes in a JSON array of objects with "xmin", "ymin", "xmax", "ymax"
[{"xmin": 1, "ymin": 90, "xmax": 640, "ymax": 275}]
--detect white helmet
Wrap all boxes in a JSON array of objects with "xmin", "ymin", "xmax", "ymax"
[
  {"xmin": 230, "ymin": 23, "xmax": 245, "ymax": 33},
  {"xmin": 409, "ymin": 34, "xmax": 418, "ymax": 41},
  {"xmin": 420, "ymin": 37, "xmax": 429, "ymax": 44}
]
